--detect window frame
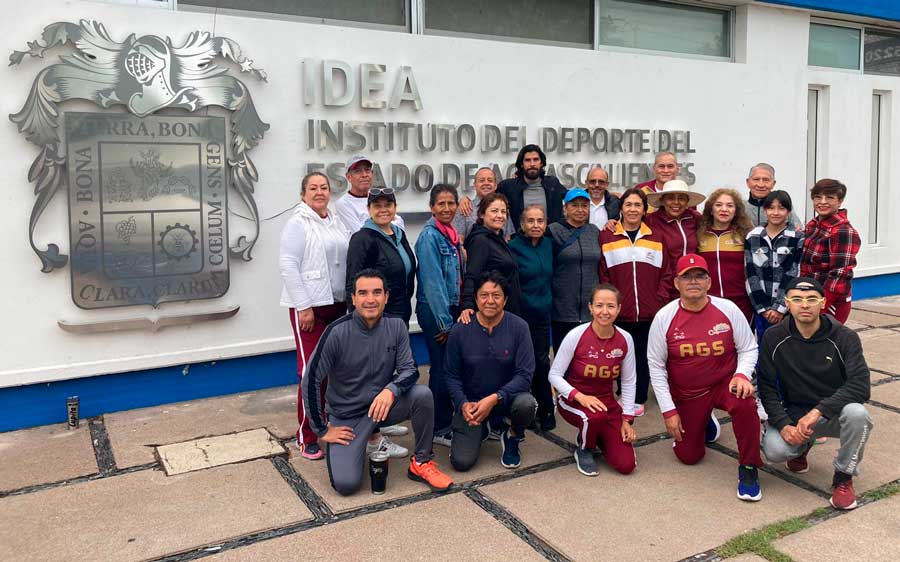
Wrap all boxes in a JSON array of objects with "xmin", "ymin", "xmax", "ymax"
[
  {"xmin": 808, "ymin": 18, "xmax": 864, "ymax": 73},
  {"xmin": 593, "ymin": 0, "xmax": 735, "ymax": 63}
]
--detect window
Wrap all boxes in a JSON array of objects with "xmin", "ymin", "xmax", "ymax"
[
  {"xmin": 864, "ymin": 29, "xmax": 900, "ymax": 76},
  {"xmin": 597, "ymin": 0, "xmax": 731, "ymax": 58},
  {"xmin": 423, "ymin": 0, "xmax": 592, "ymax": 47},
  {"xmin": 809, "ymin": 23, "xmax": 860, "ymax": 70},
  {"xmin": 869, "ymin": 92, "xmax": 890, "ymax": 244},
  {"xmin": 179, "ymin": 0, "xmax": 408, "ymax": 28}
]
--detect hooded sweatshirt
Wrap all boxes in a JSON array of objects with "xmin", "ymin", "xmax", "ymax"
[
  {"xmin": 758, "ymin": 314, "xmax": 870, "ymax": 430},
  {"xmin": 345, "ymin": 221, "xmax": 416, "ymax": 323},
  {"xmin": 461, "ymin": 224, "xmax": 521, "ymax": 314}
]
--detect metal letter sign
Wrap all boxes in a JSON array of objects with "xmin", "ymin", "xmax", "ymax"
[{"xmin": 9, "ymin": 20, "xmax": 269, "ymax": 311}]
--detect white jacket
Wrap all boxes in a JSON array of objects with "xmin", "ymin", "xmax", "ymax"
[{"xmin": 279, "ymin": 202, "xmax": 350, "ymax": 309}]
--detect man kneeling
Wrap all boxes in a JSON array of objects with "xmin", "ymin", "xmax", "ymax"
[
  {"xmin": 758, "ymin": 277, "xmax": 873, "ymax": 510},
  {"xmin": 302, "ymin": 269, "xmax": 453, "ymax": 495},
  {"xmin": 445, "ymin": 271, "xmax": 537, "ymax": 470}
]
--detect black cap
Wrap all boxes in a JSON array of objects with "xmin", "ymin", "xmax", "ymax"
[
  {"xmin": 367, "ymin": 187, "xmax": 396, "ymax": 205},
  {"xmin": 784, "ymin": 277, "xmax": 824, "ymax": 296}
]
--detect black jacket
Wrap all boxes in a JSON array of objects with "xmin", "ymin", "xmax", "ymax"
[
  {"xmin": 598, "ymin": 189, "xmax": 621, "ymax": 222},
  {"xmin": 461, "ymin": 224, "xmax": 521, "ymax": 314},
  {"xmin": 345, "ymin": 226, "xmax": 417, "ymax": 324},
  {"xmin": 498, "ymin": 174, "xmax": 567, "ymax": 225},
  {"xmin": 758, "ymin": 314, "xmax": 870, "ymax": 430}
]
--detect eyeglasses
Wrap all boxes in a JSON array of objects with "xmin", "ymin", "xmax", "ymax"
[
  {"xmin": 586, "ymin": 180, "xmax": 609, "ymax": 186},
  {"xmin": 679, "ymin": 273, "xmax": 709, "ymax": 281},
  {"xmin": 369, "ymin": 187, "xmax": 395, "ymax": 196},
  {"xmin": 785, "ymin": 296, "xmax": 825, "ymax": 305}
]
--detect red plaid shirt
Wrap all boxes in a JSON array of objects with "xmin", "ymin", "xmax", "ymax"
[{"xmin": 800, "ymin": 209, "xmax": 860, "ymax": 301}]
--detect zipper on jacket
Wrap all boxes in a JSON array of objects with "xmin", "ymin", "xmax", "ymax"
[
  {"xmin": 715, "ymin": 232, "xmax": 724, "ymax": 297},
  {"xmin": 676, "ymin": 219, "xmax": 687, "ymax": 255}
]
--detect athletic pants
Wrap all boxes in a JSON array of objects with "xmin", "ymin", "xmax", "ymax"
[
  {"xmin": 762, "ymin": 403, "xmax": 873, "ymax": 476},
  {"xmin": 450, "ymin": 392, "xmax": 536, "ymax": 472},
  {"xmin": 529, "ymin": 320, "xmax": 554, "ymax": 421},
  {"xmin": 326, "ymin": 384, "xmax": 434, "ymax": 496},
  {"xmin": 557, "ymin": 395, "xmax": 636, "ymax": 474},
  {"xmin": 671, "ymin": 377, "xmax": 762, "ymax": 467},
  {"xmin": 289, "ymin": 303, "xmax": 345, "ymax": 446},
  {"xmin": 827, "ymin": 299, "xmax": 852, "ymax": 325},
  {"xmin": 615, "ymin": 320, "xmax": 651, "ymax": 405}
]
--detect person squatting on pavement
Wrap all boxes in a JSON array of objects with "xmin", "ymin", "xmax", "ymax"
[
  {"xmin": 549, "ymin": 283, "xmax": 637, "ymax": 477},
  {"xmin": 444, "ymin": 271, "xmax": 537, "ymax": 471},
  {"xmin": 301, "ymin": 269, "xmax": 453, "ymax": 495},
  {"xmin": 279, "ymin": 172, "xmax": 349, "ymax": 461},
  {"xmin": 648, "ymin": 254, "xmax": 763, "ymax": 502},
  {"xmin": 758, "ymin": 277, "xmax": 873, "ymax": 510}
]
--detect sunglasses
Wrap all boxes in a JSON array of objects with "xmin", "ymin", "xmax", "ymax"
[{"xmin": 369, "ymin": 187, "xmax": 395, "ymax": 196}]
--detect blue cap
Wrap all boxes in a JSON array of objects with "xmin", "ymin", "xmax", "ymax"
[{"xmin": 564, "ymin": 188, "xmax": 590, "ymax": 204}]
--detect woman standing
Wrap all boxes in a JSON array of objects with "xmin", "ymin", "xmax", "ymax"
[
  {"xmin": 697, "ymin": 188, "xmax": 755, "ymax": 322},
  {"xmin": 415, "ymin": 184, "xmax": 464, "ymax": 446},
  {"xmin": 346, "ymin": 187, "xmax": 417, "ymax": 325},
  {"xmin": 800, "ymin": 179, "xmax": 860, "ymax": 324},
  {"xmin": 279, "ymin": 172, "xmax": 349, "ymax": 461},
  {"xmin": 645, "ymin": 180, "xmax": 706, "ymax": 300},
  {"xmin": 549, "ymin": 283, "xmax": 637, "ymax": 477},
  {"xmin": 509, "ymin": 205, "xmax": 555, "ymax": 430},
  {"xmin": 599, "ymin": 188, "xmax": 671, "ymax": 417},
  {"xmin": 459, "ymin": 192, "xmax": 521, "ymax": 321},
  {"xmin": 548, "ymin": 189, "xmax": 603, "ymax": 353},
  {"xmin": 745, "ymin": 190, "xmax": 804, "ymax": 340}
]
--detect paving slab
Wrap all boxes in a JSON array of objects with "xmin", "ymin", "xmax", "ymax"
[
  {"xmin": 719, "ymin": 406, "xmax": 900, "ymax": 494},
  {"xmin": 846, "ymin": 308, "xmax": 900, "ymax": 328},
  {"xmin": 479, "ymin": 439, "xmax": 823, "ymax": 562},
  {"xmin": 871, "ymin": 379, "xmax": 900, "ymax": 408},
  {"xmin": 291, "ymin": 424, "xmax": 569, "ymax": 513},
  {"xmin": 858, "ymin": 329, "xmax": 900, "ymax": 376},
  {"xmin": 157, "ymin": 428, "xmax": 286, "ymax": 475},
  {"xmin": 105, "ymin": 385, "xmax": 297, "ymax": 468},
  {"xmin": 854, "ymin": 296, "xmax": 900, "ymax": 318},
  {"xmin": 205, "ymin": 493, "xmax": 546, "ymax": 562},
  {"xmin": 0, "ymin": 422, "xmax": 97, "ymax": 492},
  {"xmin": 775, "ymin": 493, "xmax": 900, "ymax": 562},
  {"xmin": 727, "ymin": 555, "xmax": 770, "ymax": 562},
  {"xmin": 0, "ymin": 459, "xmax": 311, "ymax": 562}
]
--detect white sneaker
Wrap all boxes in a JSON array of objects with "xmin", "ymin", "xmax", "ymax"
[
  {"xmin": 433, "ymin": 431, "xmax": 452, "ymax": 447},
  {"xmin": 366, "ymin": 435, "xmax": 408, "ymax": 458},
  {"xmin": 379, "ymin": 424, "xmax": 409, "ymax": 437}
]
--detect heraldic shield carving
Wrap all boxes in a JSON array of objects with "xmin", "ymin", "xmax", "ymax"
[{"xmin": 9, "ymin": 20, "xmax": 269, "ymax": 309}]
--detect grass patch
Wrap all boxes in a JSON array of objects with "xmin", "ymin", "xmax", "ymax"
[
  {"xmin": 862, "ymin": 482, "xmax": 900, "ymax": 502},
  {"xmin": 716, "ymin": 517, "xmax": 809, "ymax": 561}
]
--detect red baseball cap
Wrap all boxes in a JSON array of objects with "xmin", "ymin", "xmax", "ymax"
[{"xmin": 676, "ymin": 254, "xmax": 709, "ymax": 276}]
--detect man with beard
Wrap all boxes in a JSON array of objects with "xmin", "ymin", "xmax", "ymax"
[{"xmin": 498, "ymin": 144, "xmax": 568, "ymax": 226}]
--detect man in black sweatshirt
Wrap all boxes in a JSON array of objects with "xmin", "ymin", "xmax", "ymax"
[
  {"xmin": 445, "ymin": 271, "xmax": 536, "ymax": 471},
  {"xmin": 758, "ymin": 277, "xmax": 873, "ymax": 510}
]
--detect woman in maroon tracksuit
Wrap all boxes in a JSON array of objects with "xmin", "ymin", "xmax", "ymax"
[{"xmin": 598, "ymin": 188, "xmax": 672, "ymax": 417}]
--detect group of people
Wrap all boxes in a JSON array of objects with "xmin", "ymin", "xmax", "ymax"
[{"xmin": 279, "ymin": 146, "xmax": 873, "ymax": 511}]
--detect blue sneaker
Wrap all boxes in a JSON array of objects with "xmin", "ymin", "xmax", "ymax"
[
  {"xmin": 737, "ymin": 465, "xmax": 762, "ymax": 501},
  {"xmin": 705, "ymin": 414, "xmax": 721, "ymax": 443},
  {"xmin": 500, "ymin": 429, "xmax": 522, "ymax": 469}
]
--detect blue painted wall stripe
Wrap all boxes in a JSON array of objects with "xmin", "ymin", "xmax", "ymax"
[
  {"xmin": 763, "ymin": 0, "xmax": 900, "ymax": 22},
  {"xmin": 3, "ymin": 273, "xmax": 899, "ymax": 433}
]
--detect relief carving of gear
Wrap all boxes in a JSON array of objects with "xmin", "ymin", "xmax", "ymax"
[{"xmin": 158, "ymin": 223, "xmax": 198, "ymax": 260}]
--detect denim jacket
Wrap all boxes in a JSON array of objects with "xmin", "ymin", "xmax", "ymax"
[{"xmin": 415, "ymin": 217, "xmax": 463, "ymax": 332}]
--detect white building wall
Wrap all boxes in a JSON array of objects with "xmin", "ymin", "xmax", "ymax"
[{"xmin": 0, "ymin": 0, "xmax": 896, "ymax": 386}]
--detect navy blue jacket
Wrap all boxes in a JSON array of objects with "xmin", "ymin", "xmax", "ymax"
[{"xmin": 444, "ymin": 312, "xmax": 535, "ymax": 412}]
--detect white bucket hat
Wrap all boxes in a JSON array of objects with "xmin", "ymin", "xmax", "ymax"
[{"xmin": 646, "ymin": 179, "xmax": 706, "ymax": 208}]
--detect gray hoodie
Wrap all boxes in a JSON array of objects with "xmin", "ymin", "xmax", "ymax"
[{"xmin": 302, "ymin": 311, "xmax": 418, "ymax": 436}]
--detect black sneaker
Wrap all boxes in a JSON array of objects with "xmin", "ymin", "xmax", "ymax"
[{"xmin": 540, "ymin": 413, "xmax": 557, "ymax": 432}]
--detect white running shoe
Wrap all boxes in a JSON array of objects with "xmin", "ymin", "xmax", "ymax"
[
  {"xmin": 366, "ymin": 435, "xmax": 409, "ymax": 458},
  {"xmin": 432, "ymin": 431, "xmax": 452, "ymax": 448},
  {"xmin": 379, "ymin": 424, "xmax": 409, "ymax": 437}
]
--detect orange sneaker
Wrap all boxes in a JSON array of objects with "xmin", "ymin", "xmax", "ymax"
[{"xmin": 407, "ymin": 457, "xmax": 453, "ymax": 493}]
